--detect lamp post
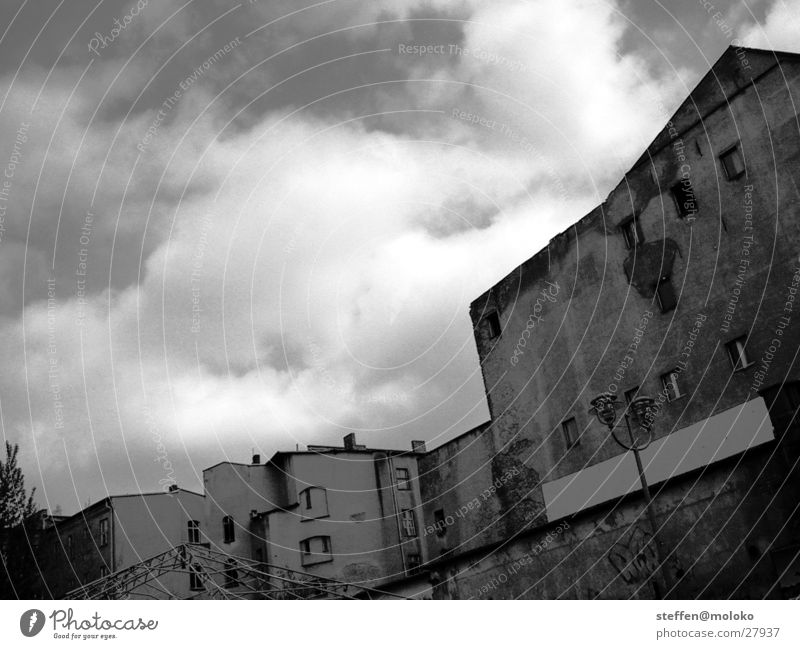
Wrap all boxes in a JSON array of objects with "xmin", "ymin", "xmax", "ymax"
[{"xmin": 589, "ymin": 392, "xmax": 673, "ymax": 598}]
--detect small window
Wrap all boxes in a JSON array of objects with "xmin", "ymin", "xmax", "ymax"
[
  {"xmin": 726, "ymin": 335, "xmax": 751, "ymax": 371},
  {"xmin": 661, "ymin": 369, "xmax": 683, "ymax": 401},
  {"xmin": 100, "ymin": 565, "xmax": 108, "ymax": 578},
  {"xmin": 222, "ymin": 516, "xmax": 235, "ymax": 544},
  {"xmin": 189, "ymin": 563, "xmax": 204, "ymax": 591},
  {"xmin": 561, "ymin": 417, "xmax": 579, "ymax": 448},
  {"xmin": 299, "ymin": 486, "xmax": 329, "ymax": 519},
  {"xmin": 482, "ymin": 311, "xmax": 501, "ymax": 338},
  {"xmin": 395, "ymin": 467, "xmax": 411, "ymax": 491},
  {"xmin": 300, "ymin": 536, "xmax": 333, "ymax": 566},
  {"xmin": 620, "ymin": 215, "xmax": 643, "ymax": 249},
  {"xmin": 671, "ymin": 179, "xmax": 698, "ymax": 218},
  {"xmin": 255, "ymin": 548, "xmax": 264, "ymax": 564},
  {"xmin": 99, "ymin": 518, "xmax": 108, "ymax": 547},
  {"xmin": 434, "ymin": 509, "xmax": 447, "ymax": 537},
  {"xmin": 224, "ymin": 559, "xmax": 239, "ymax": 588},
  {"xmin": 401, "ymin": 509, "xmax": 417, "ymax": 537},
  {"xmin": 187, "ymin": 520, "xmax": 200, "ymax": 544},
  {"xmin": 720, "ymin": 145, "xmax": 745, "ymax": 180},
  {"xmin": 407, "ymin": 553, "xmax": 422, "ymax": 573},
  {"xmin": 656, "ymin": 276, "xmax": 677, "ymax": 313}
]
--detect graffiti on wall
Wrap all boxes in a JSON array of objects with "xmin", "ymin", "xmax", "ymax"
[{"xmin": 608, "ymin": 525, "xmax": 658, "ymax": 584}]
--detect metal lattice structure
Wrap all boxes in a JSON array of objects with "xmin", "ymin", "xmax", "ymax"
[{"xmin": 65, "ymin": 544, "xmax": 408, "ymax": 600}]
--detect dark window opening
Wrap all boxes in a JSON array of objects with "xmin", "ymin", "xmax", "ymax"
[
  {"xmin": 661, "ymin": 369, "xmax": 683, "ymax": 401},
  {"xmin": 99, "ymin": 518, "xmax": 109, "ymax": 547},
  {"xmin": 395, "ymin": 467, "xmax": 411, "ymax": 491},
  {"xmin": 300, "ymin": 536, "xmax": 333, "ymax": 566},
  {"xmin": 401, "ymin": 509, "xmax": 417, "ymax": 537},
  {"xmin": 656, "ymin": 276, "xmax": 677, "ymax": 313},
  {"xmin": 224, "ymin": 559, "xmax": 239, "ymax": 588},
  {"xmin": 434, "ymin": 509, "xmax": 447, "ymax": 537},
  {"xmin": 620, "ymin": 215, "xmax": 643, "ymax": 249},
  {"xmin": 189, "ymin": 563, "xmax": 204, "ymax": 591},
  {"xmin": 726, "ymin": 335, "xmax": 751, "ymax": 371},
  {"xmin": 222, "ymin": 515, "xmax": 235, "ymax": 544},
  {"xmin": 720, "ymin": 145, "xmax": 745, "ymax": 180},
  {"xmin": 482, "ymin": 311, "xmax": 501, "ymax": 338},
  {"xmin": 561, "ymin": 417, "xmax": 579, "ymax": 448},
  {"xmin": 187, "ymin": 520, "xmax": 200, "ymax": 544},
  {"xmin": 671, "ymin": 180, "xmax": 698, "ymax": 218},
  {"xmin": 407, "ymin": 553, "xmax": 422, "ymax": 574}
]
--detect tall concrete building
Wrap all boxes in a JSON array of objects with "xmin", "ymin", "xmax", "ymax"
[
  {"xmin": 202, "ymin": 434, "xmax": 428, "ymax": 592},
  {"xmin": 417, "ymin": 46, "xmax": 800, "ymax": 599}
]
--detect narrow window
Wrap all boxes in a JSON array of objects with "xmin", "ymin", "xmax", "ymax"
[
  {"xmin": 224, "ymin": 559, "xmax": 239, "ymax": 588},
  {"xmin": 300, "ymin": 487, "xmax": 329, "ymax": 519},
  {"xmin": 407, "ymin": 553, "xmax": 422, "ymax": 573},
  {"xmin": 720, "ymin": 145, "xmax": 745, "ymax": 180},
  {"xmin": 99, "ymin": 518, "xmax": 108, "ymax": 547},
  {"xmin": 434, "ymin": 509, "xmax": 447, "ymax": 537},
  {"xmin": 100, "ymin": 566, "xmax": 108, "ymax": 578},
  {"xmin": 222, "ymin": 516, "xmax": 235, "ymax": 544},
  {"xmin": 401, "ymin": 509, "xmax": 417, "ymax": 537},
  {"xmin": 661, "ymin": 369, "xmax": 683, "ymax": 401},
  {"xmin": 395, "ymin": 467, "xmax": 411, "ymax": 491},
  {"xmin": 656, "ymin": 276, "xmax": 677, "ymax": 313},
  {"xmin": 255, "ymin": 548, "xmax": 264, "ymax": 564},
  {"xmin": 67, "ymin": 535, "xmax": 74, "ymax": 560},
  {"xmin": 561, "ymin": 417, "xmax": 579, "ymax": 448},
  {"xmin": 726, "ymin": 335, "xmax": 751, "ymax": 370},
  {"xmin": 187, "ymin": 520, "xmax": 200, "ymax": 544},
  {"xmin": 300, "ymin": 536, "xmax": 333, "ymax": 566},
  {"xmin": 482, "ymin": 311, "xmax": 501, "ymax": 338},
  {"xmin": 671, "ymin": 180, "xmax": 698, "ymax": 218},
  {"xmin": 189, "ymin": 563, "xmax": 204, "ymax": 591},
  {"xmin": 620, "ymin": 215, "xmax": 643, "ymax": 249}
]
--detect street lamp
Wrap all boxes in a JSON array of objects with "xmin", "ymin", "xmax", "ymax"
[{"xmin": 589, "ymin": 391, "xmax": 673, "ymax": 598}]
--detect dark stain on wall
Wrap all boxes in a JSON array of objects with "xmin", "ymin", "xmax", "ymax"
[
  {"xmin": 491, "ymin": 439, "xmax": 547, "ymax": 533},
  {"xmin": 623, "ymin": 238, "xmax": 680, "ymax": 298}
]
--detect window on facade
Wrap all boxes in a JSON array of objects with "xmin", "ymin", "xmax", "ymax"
[
  {"xmin": 720, "ymin": 145, "xmax": 745, "ymax": 180},
  {"xmin": 656, "ymin": 276, "xmax": 677, "ymax": 313},
  {"xmin": 299, "ymin": 486, "xmax": 329, "ymax": 520},
  {"xmin": 726, "ymin": 335, "xmax": 751, "ymax": 371},
  {"xmin": 401, "ymin": 509, "xmax": 417, "ymax": 537},
  {"xmin": 187, "ymin": 520, "xmax": 200, "ymax": 544},
  {"xmin": 224, "ymin": 559, "xmax": 239, "ymax": 588},
  {"xmin": 189, "ymin": 563, "xmax": 204, "ymax": 591},
  {"xmin": 561, "ymin": 417, "xmax": 579, "ymax": 448},
  {"xmin": 99, "ymin": 518, "xmax": 108, "ymax": 547},
  {"xmin": 482, "ymin": 311, "xmax": 501, "ymax": 339},
  {"xmin": 300, "ymin": 536, "xmax": 333, "ymax": 566},
  {"xmin": 661, "ymin": 369, "xmax": 683, "ymax": 402},
  {"xmin": 620, "ymin": 215, "xmax": 643, "ymax": 249},
  {"xmin": 222, "ymin": 516, "xmax": 235, "ymax": 544},
  {"xmin": 100, "ymin": 566, "xmax": 108, "ymax": 579},
  {"xmin": 395, "ymin": 467, "xmax": 411, "ymax": 491},
  {"xmin": 407, "ymin": 553, "xmax": 422, "ymax": 573},
  {"xmin": 434, "ymin": 509, "xmax": 447, "ymax": 537},
  {"xmin": 255, "ymin": 548, "xmax": 264, "ymax": 564},
  {"xmin": 671, "ymin": 180, "xmax": 698, "ymax": 218}
]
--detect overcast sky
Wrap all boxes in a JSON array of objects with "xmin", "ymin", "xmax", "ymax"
[{"xmin": 0, "ymin": 0, "xmax": 797, "ymax": 513}]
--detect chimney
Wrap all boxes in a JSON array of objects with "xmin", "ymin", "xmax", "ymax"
[
  {"xmin": 252, "ymin": 454, "xmax": 261, "ymax": 464},
  {"xmin": 412, "ymin": 440, "xmax": 426, "ymax": 453},
  {"xmin": 343, "ymin": 433, "xmax": 357, "ymax": 450},
  {"xmin": 168, "ymin": 484, "xmax": 179, "ymax": 492}
]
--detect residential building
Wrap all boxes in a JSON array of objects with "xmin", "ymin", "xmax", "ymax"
[
  {"xmin": 202, "ymin": 433, "xmax": 428, "ymax": 593},
  {"xmin": 32, "ymin": 487, "xmax": 205, "ymax": 598}
]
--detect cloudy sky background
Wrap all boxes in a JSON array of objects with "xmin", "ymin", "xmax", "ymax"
[{"xmin": 0, "ymin": 0, "xmax": 797, "ymax": 512}]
